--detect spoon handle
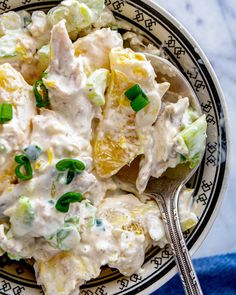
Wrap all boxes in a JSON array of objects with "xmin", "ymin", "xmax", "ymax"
[{"xmin": 153, "ymin": 190, "xmax": 203, "ymax": 295}]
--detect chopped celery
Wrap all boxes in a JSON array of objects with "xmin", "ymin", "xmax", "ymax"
[
  {"xmin": 0, "ymin": 12, "xmax": 22, "ymax": 36},
  {"xmin": 48, "ymin": 216, "xmax": 80, "ymax": 250},
  {"xmin": 47, "ymin": 0, "xmax": 104, "ymax": 38},
  {"xmin": 9, "ymin": 196, "xmax": 35, "ymax": 237},
  {"xmin": 85, "ymin": 200, "xmax": 94, "ymax": 209},
  {"xmin": 56, "ymin": 227, "xmax": 71, "ymax": 248},
  {"xmin": 181, "ymin": 216, "xmax": 198, "ymax": 232},
  {"xmin": 84, "ymin": 200, "xmax": 97, "ymax": 227},
  {"xmin": 50, "ymin": 224, "xmax": 80, "ymax": 251},
  {"xmin": 65, "ymin": 216, "xmax": 80, "ymax": 231},
  {"xmin": 7, "ymin": 252, "xmax": 22, "ymax": 261},
  {"xmin": 48, "ymin": 6, "xmax": 68, "ymax": 26},
  {"xmin": 79, "ymin": 0, "xmax": 105, "ymax": 20},
  {"xmin": 13, "ymin": 196, "xmax": 34, "ymax": 225},
  {"xmin": 86, "ymin": 216, "xmax": 95, "ymax": 227},
  {"xmin": 174, "ymin": 114, "xmax": 207, "ymax": 168},
  {"xmin": 65, "ymin": 216, "xmax": 79, "ymax": 225},
  {"xmin": 86, "ymin": 69, "xmax": 109, "ymax": 106}
]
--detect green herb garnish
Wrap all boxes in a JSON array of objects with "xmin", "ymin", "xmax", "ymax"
[
  {"xmin": 33, "ymin": 76, "xmax": 49, "ymax": 108},
  {"xmin": 124, "ymin": 84, "xmax": 143, "ymax": 101},
  {"xmin": 55, "ymin": 192, "xmax": 83, "ymax": 213},
  {"xmin": 15, "ymin": 155, "xmax": 33, "ymax": 181},
  {"xmin": 130, "ymin": 93, "xmax": 150, "ymax": 112},
  {"xmin": 124, "ymin": 84, "xmax": 150, "ymax": 112},
  {"xmin": 56, "ymin": 158, "xmax": 86, "ymax": 185},
  {"xmin": 0, "ymin": 103, "xmax": 13, "ymax": 124}
]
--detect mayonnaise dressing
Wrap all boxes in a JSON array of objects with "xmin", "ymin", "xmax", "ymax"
[
  {"xmin": 0, "ymin": 6, "xmax": 201, "ymax": 294},
  {"xmin": 34, "ymin": 193, "xmax": 167, "ymax": 295},
  {"xmin": 0, "ymin": 63, "xmax": 35, "ymax": 193},
  {"xmin": 137, "ymin": 97, "xmax": 189, "ymax": 193}
]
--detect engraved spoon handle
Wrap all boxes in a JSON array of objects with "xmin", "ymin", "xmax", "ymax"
[{"xmin": 152, "ymin": 190, "xmax": 203, "ymax": 295}]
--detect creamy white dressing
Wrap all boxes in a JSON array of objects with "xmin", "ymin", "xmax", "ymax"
[
  {"xmin": 0, "ymin": 4, "xmax": 202, "ymax": 295},
  {"xmin": 0, "ymin": 22, "xmax": 40, "ymax": 84},
  {"xmin": 33, "ymin": 194, "xmax": 166, "ymax": 295},
  {"xmin": 0, "ymin": 63, "xmax": 35, "ymax": 193},
  {"xmin": 137, "ymin": 97, "xmax": 189, "ymax": 193}
]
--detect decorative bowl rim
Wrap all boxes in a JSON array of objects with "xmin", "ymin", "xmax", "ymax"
[{"xmin": 0, "ymin": 0, "xmax": 230, "ymax": 294}]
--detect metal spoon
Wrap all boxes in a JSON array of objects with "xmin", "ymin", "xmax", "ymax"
[{"xmin": 117, "ymin": 54, "xmax": 204, "ymax": 295}]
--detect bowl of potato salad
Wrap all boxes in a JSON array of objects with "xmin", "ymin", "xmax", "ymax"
[{"xmin": 0, "ymin": 0, "xmax": 229, "ymax": 294}]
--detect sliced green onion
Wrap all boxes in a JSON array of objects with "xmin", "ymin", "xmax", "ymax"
[
  {"xmin": 56, "ymin": 159, "xmax": 86, "ymax": 185},
  {"xmin": 65, "ymin": 170, "xmax": 75, "ymax": 185},
  {"xmin": 13, "ymin": 196, "xmax": 35, "ymax": 225},
  {"xmin": 33, "ymin": 77, "xmax": 49, "ymax": 108},
  {"xmin": 56, "ymin": 159, "xmax": 85, "ymax": 171},
  {"xmin": 125, "ymin": 85, "xmax": 150, "ymax": 112},
  {"xmin": 24, "ymin": 145, "xmax": 42, "ymax": 161},
  {"xmin": 55, "ymin": 192, "xmax": 83, "ymax": 213},
  {"xmin": 56, "ymin": 228, "xmax": 71, "ymax": 248},
  {"xmin": 0, "ymin": 103, "xmax": 13, "ymax": 124},
  {"xmin": 130, "ymin": 93, "xmax": 150, "ymax": 112},
  {"xmin": 124, "ymin": 84, "xmax": 142, "ymax": 101},
  {"xmin": 174, "ymin": 115, "xmax": 207, "ymax": 169},
  {"xmin": 15, "ymin": 155, "xmax": 33, "ymax": 181},
  {"xmin": 56, "ymin": 159, "xmax": 73, "ymax": 171}
]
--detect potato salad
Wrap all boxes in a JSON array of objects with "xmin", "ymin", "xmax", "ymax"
[{"xmin": 0, "ymin": 0, "xmax": 207, "ymax": 294}]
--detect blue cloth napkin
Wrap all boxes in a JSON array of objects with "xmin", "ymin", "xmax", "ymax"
[{"xmin": 152, "ymin": 253, "xmax": 236, "ymax": 295}]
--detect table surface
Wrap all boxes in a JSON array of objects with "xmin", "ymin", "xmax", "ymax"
[{"xmin": 154, "ymin": 0, "xmax": 236, "ymax": 258}]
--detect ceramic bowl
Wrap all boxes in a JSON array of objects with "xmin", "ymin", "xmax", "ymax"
[{"xmin": 0, "ymin": 0, "xmax": 229, "ymax": 294}]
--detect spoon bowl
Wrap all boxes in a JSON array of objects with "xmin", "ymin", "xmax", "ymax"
[{"xmin": 144, "ymin": 53, "xmax": 202, "ymax": 113}]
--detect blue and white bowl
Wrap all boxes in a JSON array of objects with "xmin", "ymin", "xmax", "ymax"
[{"xmin": 0, "ymin": 0, "xmax": 229, "ymax": 294}]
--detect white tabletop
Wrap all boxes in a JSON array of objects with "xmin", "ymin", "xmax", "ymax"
[{"xmin": 154, "ymin": 0, "xmax": 236, "ymax": 258}]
